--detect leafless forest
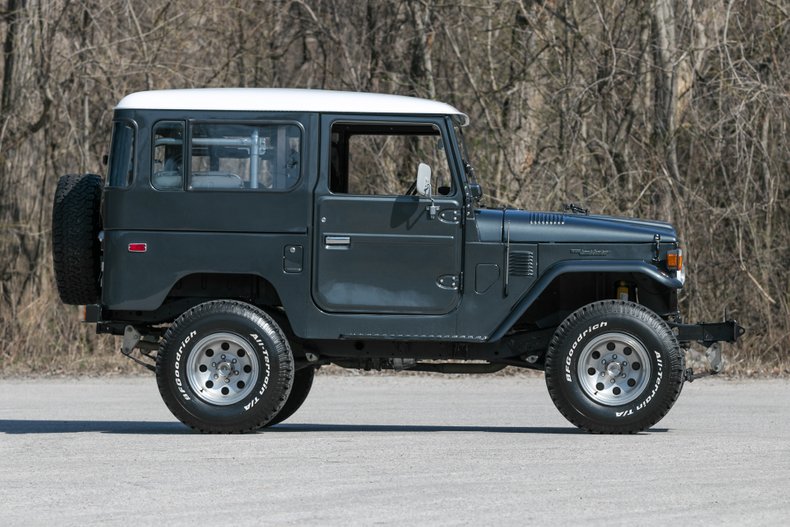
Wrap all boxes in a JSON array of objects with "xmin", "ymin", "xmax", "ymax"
[{"xmin": 0, "ymin": 0, "xmax": 787, "ymax": 374}]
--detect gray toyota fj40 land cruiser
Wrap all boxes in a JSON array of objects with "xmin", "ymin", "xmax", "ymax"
[{"xmin": 52, "ymin": 88, "xmax": 743, "ymax": 433}]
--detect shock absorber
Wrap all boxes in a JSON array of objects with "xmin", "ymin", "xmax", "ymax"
[{"xmin": 616, "ymin": 280, "xmax": 630, "ymax": 301}]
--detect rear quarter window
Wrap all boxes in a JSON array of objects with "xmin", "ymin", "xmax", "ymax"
[
  {"xmin": 107, "ymin": 120, "xmax": 135, "ymax": 187},
  {"xmin": 189, "ymin": 122, "xmax": 301, "ymax": 191},
  {"xmin": 152, "ymin": 121, "xmax": 185, "ymax": 190}
]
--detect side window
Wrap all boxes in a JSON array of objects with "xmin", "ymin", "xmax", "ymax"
[
  {"xmin": 189, "ymin": 123, "xmax": 301, "ymax": 191},
  {"xmin": 329, "ymin": 123, "xmax": 453, "ymax": 196},
  {"xmin": 107, "ymin": 121, "xmax": 135, "ymax": 187},
  {"xmin": 152, "ymin": 121, "xmax": 184, "ymax": 190}
]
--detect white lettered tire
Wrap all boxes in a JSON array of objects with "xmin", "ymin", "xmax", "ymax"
[
  {"xmin": 156, "ymin": 300, "xmax": 294, "ymax": 433},
  {"xmin": 544, "ymin": 300, "xmax": 685, "ymax": 433}
]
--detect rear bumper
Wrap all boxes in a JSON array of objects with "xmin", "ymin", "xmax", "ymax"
[{"xmin": 82, "ymin": 304, "xmax": 103, "ymax": 323}]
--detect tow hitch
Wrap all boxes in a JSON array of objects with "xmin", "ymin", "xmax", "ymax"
[
  {"xmin": 671, "ymin": 320, "xmax": 746, "ymax": 382},
  {"xmin": 120, "ymin": 325, "xmax": 161, "ymax": 372}
]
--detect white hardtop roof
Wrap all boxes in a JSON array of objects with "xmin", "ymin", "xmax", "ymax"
[{"xmin": 116, "ymin": 88, "xmax": 469, "ymax": 125}]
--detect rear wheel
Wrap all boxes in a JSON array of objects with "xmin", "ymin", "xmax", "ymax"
[
  {"xmin": 544, "ymin": 300, "xmax": 685, "ymax": 433},
  {"xmin": 156, "ymin": 300, "xmax": 294, "ymax": 433}
]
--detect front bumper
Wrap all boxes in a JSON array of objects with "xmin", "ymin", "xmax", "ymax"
[
  {"xmin": 670, "ymin": 320, "xmax": 746, "ymax": 381},
  {"xmin": 672, "ymin": 320, "xmax": 745, "ymax": 346}
]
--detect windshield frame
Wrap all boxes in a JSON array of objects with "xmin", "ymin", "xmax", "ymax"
[{"xmin": 452, "ymin": 122, "xmax": 478, "ymax": 185}]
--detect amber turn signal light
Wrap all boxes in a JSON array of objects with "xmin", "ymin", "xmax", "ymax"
[{"xmin": 666, "ymin": 249, "xmax": 683, "ymax": 271}]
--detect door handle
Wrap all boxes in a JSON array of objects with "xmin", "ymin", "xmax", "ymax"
[{"xmin": 325, "ymin": 235, "xmax": 351, "ymax": 246}]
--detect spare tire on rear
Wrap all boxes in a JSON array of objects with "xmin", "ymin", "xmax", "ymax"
[{"xmin": 52, "ymin": 173, "xmax": 103, "ymax": 305}]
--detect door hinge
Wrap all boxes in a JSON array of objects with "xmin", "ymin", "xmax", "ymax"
[
  {"xmin": 437, "ymin": 274, "xmax": 460, "ymax": 290},
  {"xmin": 438, "ymin": 208, "xmax": 462, "ymax": 224}
]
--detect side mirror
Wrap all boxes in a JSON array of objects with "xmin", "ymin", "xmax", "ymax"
[
  {"xmin": 469, "ymin": 183, "xmax": 483, "ymax": 200},
  {"xmin": 416, "ymin": 163, "xmax": 432, "ymax": 198}
]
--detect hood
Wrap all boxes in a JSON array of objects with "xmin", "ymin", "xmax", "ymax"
[{"xmin": 476, "ymin": 209, "xmax": 678, "ymax": 244}]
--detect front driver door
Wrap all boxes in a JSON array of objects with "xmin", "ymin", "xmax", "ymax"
[{"xmin": 312, "ymin": 116, "xmax": 463, "ymax": 315}]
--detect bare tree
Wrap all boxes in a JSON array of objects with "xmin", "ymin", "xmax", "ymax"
[{"xmin": 0, "ymin": 0, "xmax": 787, "ymax": 374}]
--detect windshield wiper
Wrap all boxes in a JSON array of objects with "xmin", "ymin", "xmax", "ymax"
[{"xmin": 563, "ymin": 203, "xmax": 589, "ymax": 215}]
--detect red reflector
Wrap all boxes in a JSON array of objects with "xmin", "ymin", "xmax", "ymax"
[{"xmin": 128, "ymin": 243, "xmax": 147, "ymax": 253}]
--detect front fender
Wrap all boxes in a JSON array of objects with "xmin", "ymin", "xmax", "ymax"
[{"xmin": 487, "ymin": 260, "xmax": 682, "ymax": 342}]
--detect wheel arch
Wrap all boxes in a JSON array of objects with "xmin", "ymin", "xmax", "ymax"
[
  {"xmin": 164, "ymin": 272, "xmax": 284, "ymax": 306},
  {"xmin": 489, "ymin": 261, "xmax": 682, "ymax": 342},
  {"xmin": 109, "ymin": 272, "xmax": 288, "ymax": 325}
]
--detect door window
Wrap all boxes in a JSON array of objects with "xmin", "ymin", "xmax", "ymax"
[{"xmin": 329, "ymin": 123, "xmax": 453, "ymax": 196}]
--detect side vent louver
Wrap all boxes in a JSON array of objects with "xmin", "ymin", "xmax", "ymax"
[
  {"xmin": 527, "ymin": 212, "xmax": 565, "ymax": 225},
  {"xmin": 508, "ymin": 251, "xmax": 535, "ymax": 277}
]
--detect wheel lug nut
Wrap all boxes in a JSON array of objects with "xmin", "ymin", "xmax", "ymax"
[
  {"xmin": 620, "ymin": 373, "xmax": 626, "ymax": 378},
  {"xmin": 600, "ymin": 372, "xmax": 605, "ymax": 377},
  {"xmin": 212, "ymin": 362, "xmax": 216, "ymax": 367},
  {"xmin": 234, "ymin": 371, "xmax": 239, "ymax": 376},
  {"xmin": 221, "ymin": 354, "xmax": 226, "ymax": 360},
  {"xmin": 601, "ymin": 359, "xmax": 607, "ymax": 365},
  {"xmin": 232, "ymin": 359, "xmax": 237, "ymax": 364},
  {"xmin": 610, "ymin": 378, "xmax": 616, "ymax": 384},
  {"xmin": 225, "ymin": 378, "xmax": 230, "ymax": 383},
  {"xmin": 622, "ymin": 361, "xmax": 627, "ymax": 367},
  {"xmin": 613, "ymin": 354, "xmax": 617, "ymax": 359}
]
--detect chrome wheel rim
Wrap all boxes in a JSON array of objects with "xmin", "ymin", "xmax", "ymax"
[
  {"xmin": 186, "ymin": 332, "xmax": 259, "ymax": 405},
  {"xmin": 576, "ymin": 332, "xmax": 652, "ymax": 406}
]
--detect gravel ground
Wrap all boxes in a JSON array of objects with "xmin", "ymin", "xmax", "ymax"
[{"xmin": 1, "ymin": 375, "xmax": 788, "ymax": 525}]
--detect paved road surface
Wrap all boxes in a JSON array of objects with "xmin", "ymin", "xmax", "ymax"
[{"xmin": 1, "ymin": 374, "xmax": 788, "ymax": 525}]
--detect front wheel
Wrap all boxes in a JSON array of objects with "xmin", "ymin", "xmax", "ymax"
[
  {"xmin": 156, "ymin": 300, "xmax": 294, "ymax": 433},
  {"xmin": 544, "ymin": 300, "xmax": 685, "ymax": 434}
]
